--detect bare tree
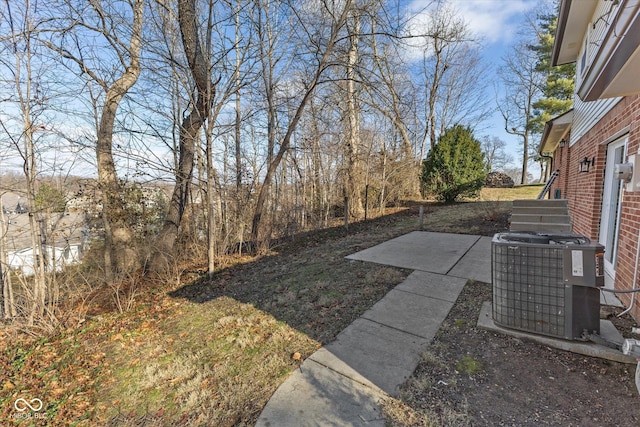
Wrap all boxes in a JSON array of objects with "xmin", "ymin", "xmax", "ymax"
[
  {"xmin": 43, "ymin": 0, "xmax": 145, "ymax": 280},
  {"xmin": 497, "ymin": 39, "xmax": 543, "ymax": 185},
  {"xmin": 333, "ymin": 1, "xmax": 427, "ymax": 211},
  {"xmin": 367, "ymin": 21, "xmax": 416, "ymax": 159},
  {"xmin": 145, "ymin": 0, "xmax": 257, "ymax": 274},
  {"xmin": 249, "ymin": 0, "xmax": 354, "ymax": 250},
  {"xmin": 0, "ymin": 0, "xmax": 496, "ymax": 298},
  {"xmin": 233, "ymin": 1, "xmax": 244, "ymax": 253},
  {"xmin": 297, "ymin": 97, "xmax": 339, "ymax": 228},
  {"xmin": 434, "ymin": 43, "xmax": 492, "ymax": 139},
  {"xmin": 150, "ymin": 0, "xmax": 214, "ymax": 273},
  {"xmin": 344, "ymin": 8, "xmax": 363, "ymax": 219},
  {"xmin": 420, "ymin": 3, "xmax": 472, "ymax": 151},
  {"xmin": 482, "ymin": 135, "xmax": 514, "ymax": 172},
  {"xmin": 0, "ymin": 0, "xmax": 50, "ymax": 323}
]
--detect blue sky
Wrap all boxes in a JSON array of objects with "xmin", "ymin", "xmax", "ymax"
[
  {"xmin": 1, "ymin": 0, "xmax": 545, "ymax": 179},
  {"xmin": 408, "ymin": 0, "xmax": 542, "ymax": 173}
]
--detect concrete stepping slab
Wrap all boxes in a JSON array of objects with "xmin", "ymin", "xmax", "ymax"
[
  {"xmin": 477, "ymin": 301, "xmax": 636, "ymax": 364},
  {"xmin": 396, "ymin": 270, "xmax": 467, "ymax": 302},
  {"xmin": 314, "ymin": 319, "xmax": 430, "ymax": 395},
  {"xmin": 447, "ymin": 236, "xmax": 493, "ymax": 283},
  {"xmin": 255, "ymin": 358, "xmax": 386, "ymax": 427},
  {"xmin": 258, "ymin": 232, "xmax": 482, "ymax": 425},
  {"xmin": 361, "ymin": 288, "xmax": 455, "ymax": 340},
  {"xmin": 346, "ymin": 231, "xmax": 480, "ymax": 274},
  {"xmin": 601, "ymin": 290, "xmax": 624, "ymax": 307},
  {"xmin": 307, "ymin": 346, "xmax": 384, "ymax": 394},
  {"xmin": 601, "ymin": 273, "xmax": 624, "ymax": 307}
]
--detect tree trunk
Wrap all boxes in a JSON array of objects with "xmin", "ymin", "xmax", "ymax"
[
  {"xmin": 95, "ymin": 0, "xmax": 144, "ymax": 278},
  {"xmin": 150, "ymin": 0, "xmax": 212, "ymax": 274},
  {"xmin": 370, "ymin": 19, "xmax": 413, "ymax": 160},
  {"xmin": 0, "ymin": 196, "xmax": 16, "ymax": 319},
  {"xmin": 10, "ymin": 9, "xmax": 47, "ymax": 322},
  {"xmin": 345, "ymin": 10, "xmax": 363, "ymax": 220},
  {"xmin": 235, "ymin": 3, "xmax": 243, "ymax": 229},
  {"xmin": 152, "ymin": 102, "xmax": 203, "ymax": 272},
  {"xmin": 379, "ymin": 139, "xmax": 387, "ymax": 214},
  {"xmin": 23, "ymin": 112, "xmax": 47, "ymax": 323},
  {"xmin": 521, "ymin": 134, "xmax": 529, "ymax": 185},
  {"xmin": 98, "ymin": 82, "xmax": 141, "ymax": 278},
  {"xmin": 428, "ymin": 46, "xmax": 443, "ymax": 150},
  {"xmin": 206, "ymin": 120, "xmax": 216, "ymax": 278}
]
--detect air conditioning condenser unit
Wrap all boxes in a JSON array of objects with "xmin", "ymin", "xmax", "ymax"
[{"xmin": 492, "ymin": 232, "xmax": 604, "ymax": 341}]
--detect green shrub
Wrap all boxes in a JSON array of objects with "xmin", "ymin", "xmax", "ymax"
[{"xmin": 421, "ymin": 125, "xmax": 487, "ymax": 203}]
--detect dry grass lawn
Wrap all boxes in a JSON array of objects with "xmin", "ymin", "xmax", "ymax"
[{"xmin": 0, "ymin": 188, "xmax": 532, "ymax": 426}]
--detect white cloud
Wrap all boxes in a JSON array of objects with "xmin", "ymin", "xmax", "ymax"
[
  {"xmin": 447, "ymin": 0, "xmax": 536, "ymax": 43},
  {"xmin": 405, "ymin": 0, "xmax": 537, "ymax": 53}
]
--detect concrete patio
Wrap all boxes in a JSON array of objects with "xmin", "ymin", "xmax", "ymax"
[
  {"xmin": 256, "ymin": 231, "xmax": 631, "ymax": 427},
  {"xmin": 257, "ymin": 232, "xmax": 492, "ymax": 426}
]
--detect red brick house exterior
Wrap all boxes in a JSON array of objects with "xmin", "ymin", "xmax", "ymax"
[{"xmin": 541, "ymin": 1, "xmax": 640, "ymax": 322}]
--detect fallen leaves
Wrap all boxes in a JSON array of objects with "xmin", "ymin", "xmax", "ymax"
[
  {"xmin": 0, "ymin": 331, "xmax": 104, "ymax": 424},
  {"xmin": 0, "ymin": 203, "xmax": 424, "ymax": 426}
]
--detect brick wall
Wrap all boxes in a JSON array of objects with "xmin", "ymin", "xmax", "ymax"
[{"xmin": 551, "ymin": 94, "xmax": 640, "ymax": 321}]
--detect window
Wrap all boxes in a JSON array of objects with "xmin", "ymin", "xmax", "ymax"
[{"xmin": 580, "ymin": 29, "xmax": 590, "ymax": 78}]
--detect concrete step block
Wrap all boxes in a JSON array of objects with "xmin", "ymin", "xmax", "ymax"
[
  {"xmin": 512, "ymin": 199, "xmax": 569, "ymax": 208},
  {"xmin": 510, "ymin": 214, "xmax": 572, "ymax": 224},
  {"xmin": 510, "ymin": 222, "xmax": 572, "ymax": 232},
  {"xmin": 511, "ymin": 207, "xmax": 570, "ymax": 216}
]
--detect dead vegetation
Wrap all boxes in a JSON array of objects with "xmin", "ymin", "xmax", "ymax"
[
  {"xmin": 1, "ymin": 194, "xmax": 518, "ymax": 425},
  {"xmin": 0, "ymin": 205, "xmax": 416, "ymax": 425}
]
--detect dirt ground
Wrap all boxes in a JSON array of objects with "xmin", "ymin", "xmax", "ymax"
[
  {"xmin": 170, "ymin": 197, "xmax": 640, "ymax": 426},
  {"xmin": 4, "ymin": 197, "xmax": 639, "ymax": 426},
  {"xmin": 384, "ymin": 205, "xmax": 640, "ymax": 427},
  {"xmin": 385, "ymin": 280, "xmax": 640, "ymax": 427}
]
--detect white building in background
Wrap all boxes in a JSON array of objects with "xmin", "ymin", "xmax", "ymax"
[
  {"xmin": 7, "ymin": 243, "xmax": 84, "ymax": 276},
  {"xmin": 1, "ymin": 211, "xmax": 88, "ymax": 276}
]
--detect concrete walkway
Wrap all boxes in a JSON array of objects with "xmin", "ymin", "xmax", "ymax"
[
  {"xmin": 257, "ymin": 231, "xmax": 631, "ymax": 426},
  {"xmin": 256, "ymin": 232, "xmax": 489, "ymax": 426}
]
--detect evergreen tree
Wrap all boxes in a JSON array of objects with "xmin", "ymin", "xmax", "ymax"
[
  {"xmin": 421, "ymin": 125, "xmax": 487, "ymax": 203},
  {"xmin": 530, "ymin": 6, "xmax": 575, "ymax": 134}
]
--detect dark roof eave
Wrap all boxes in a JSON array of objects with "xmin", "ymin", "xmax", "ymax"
[
  {"xmin": 552, "ymin": 0, "xmax": 573, "ymax": 66},
  {"xmin": 538, "ymin": 109, "xmax": 574, "ymax": 155}
]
